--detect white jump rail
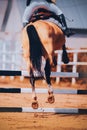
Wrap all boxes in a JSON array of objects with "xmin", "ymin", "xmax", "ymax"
[
  {"xmin": 0, "ymin": 70, "xmax": 87, "ymax": 78},
  {"xmin": 0, "ymin": 87, "xmax": 87, "ymax": 94},
  {"xmin": 0, "ymin": 107, "xmax": 87, "ymax": 114}
]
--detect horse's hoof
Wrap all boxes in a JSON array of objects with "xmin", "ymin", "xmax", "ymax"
[
  {"xmin": 48, "ymin": 91, "xmax": 55, "ymax": 104},
  {"xmin": 48, "ymin": 95, "xmax": 55, "ymax": 104},
  {"xmin": 32, "ymin": 101, "xmax": 39, "ymax": 109}
]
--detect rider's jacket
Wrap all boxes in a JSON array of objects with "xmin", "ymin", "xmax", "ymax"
[{"xmin": 22, "ymin": 0, "xmax": 62, "ymax": 26}]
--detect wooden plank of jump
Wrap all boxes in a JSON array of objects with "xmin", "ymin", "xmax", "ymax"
[
  {"xmin": 0, "ymin": 88, "xmax": 87, "ymax": 94},
  {"xmin": 0, "ymin": 70, "xmax": 87, "ymax": 78},
  {"xmin": 0, "ymin": 107, "xmax": 87, "ymax": 114}
]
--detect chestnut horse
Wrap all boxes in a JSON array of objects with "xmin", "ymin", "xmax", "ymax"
[{"xmin": 21, "ymin": 19, "xmax": 69, "ymax": 109}]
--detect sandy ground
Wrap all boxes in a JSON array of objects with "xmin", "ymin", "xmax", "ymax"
[
  {"xmin": 0, "ymin": 77, "xmax": 87, "ymax": 130},
  {"xmin": 0, "ymin": 113, "xmax": 87, "ymax": 130}
]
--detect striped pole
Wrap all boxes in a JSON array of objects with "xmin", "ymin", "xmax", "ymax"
[
  {"xmin": 0, "ymin": 88, "xmax": 87, "ymax": 94},
  {"xmin": 0, "ymin": 70, "xmax": 87, "ymax": 78},
  {"xmin": 0, "ymin": 107, "xmax": 87, "ymax": 114}
]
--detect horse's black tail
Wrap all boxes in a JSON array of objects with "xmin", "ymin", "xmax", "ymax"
[
  {"xmin": 62, "ymin": 44, "xmax": 69, "ymax": 64},
  {"xmin": 26, "ymin": 25, "xmax": 42, "ymax": 71},
  {"xmin": 27, "ymin": 25, "xmax": 42, "ymax": 59}
]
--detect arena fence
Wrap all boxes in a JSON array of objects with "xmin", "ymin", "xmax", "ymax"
[{"xmin": 0, "ymin": 43, "xmax": 87, "ymax": 84}]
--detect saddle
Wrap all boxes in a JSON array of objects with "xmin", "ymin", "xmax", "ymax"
[{"xmin": 29, "ymin": 8, "xmax": 57, "ymax": 23}]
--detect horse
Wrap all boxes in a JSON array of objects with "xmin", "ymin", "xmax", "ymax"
[{"xmin": 21, "ymin": 10, "xmax": 69, "ymax": 109}]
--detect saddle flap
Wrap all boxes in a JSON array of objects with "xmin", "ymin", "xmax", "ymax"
[{"xmin": 29, "ymin": 8, "xmax": 55, "ymax": 22}]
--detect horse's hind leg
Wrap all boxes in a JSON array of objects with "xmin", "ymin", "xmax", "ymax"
[
  {"xmin": 62, "ymin": 44, "xmax": 69, "ymax": 64},
  {"xmin": 30, "ymin": 69, "xmax": 39, "ymax": 109},
  {"xmin": 44, "ymin": 59, "xmax": 55, "ymax": 104}
]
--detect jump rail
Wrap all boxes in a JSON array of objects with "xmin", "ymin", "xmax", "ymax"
[
  {"xmin": 0, "ymin": 88, "xmax": 87, "ymax": 94},
  {"xmin": 0, "ymin": 107, "xmax": 87, "ymax": 114},
  {"xmin": 0, "ymin": 70, "xmax": 87, "ymax": 78},
  {"xmin": 0, "ymin": 71, "xmax": 87, "ymax": 114}
]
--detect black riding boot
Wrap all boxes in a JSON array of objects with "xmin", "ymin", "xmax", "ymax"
[{"xmin": 58, "ymin": 14, "xmax": 74, "ymax": 37}]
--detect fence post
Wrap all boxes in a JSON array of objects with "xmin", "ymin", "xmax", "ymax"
[
  {"xmin": 72, "ymin": 52, "xmax": 78, "ymax": 85},
  {"xmin": 56, "ymin": 51, "xmax": 62, "ymax": 83},
  {"xmin": 10, "ymin": 54, "xmax": 15, "ymax": 80},
  {"xmin": 2, "ymin": 44, "xmax": 6, "ymax": 79}
]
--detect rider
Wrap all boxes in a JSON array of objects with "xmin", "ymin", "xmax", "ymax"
[{"xmin": 22, "ymin": 0, "xmax": 74, "ymax": 37}]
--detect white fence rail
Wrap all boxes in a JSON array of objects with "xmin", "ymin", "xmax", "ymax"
[
  {"xmin": 0, "ymin": 43, "xmax": 87, "ymax": 84},
  {"xmin": 55, "ymin": 49, "xmax": 87, "ymax": 84}
]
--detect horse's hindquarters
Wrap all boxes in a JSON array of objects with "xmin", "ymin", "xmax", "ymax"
[
  {"xmin": 22, "ymin": 20, "xmax": 65, "ymax": 71},
  {"xmin": 32, "ymin": 20, "xmax": 65, "ymax": 51}
]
